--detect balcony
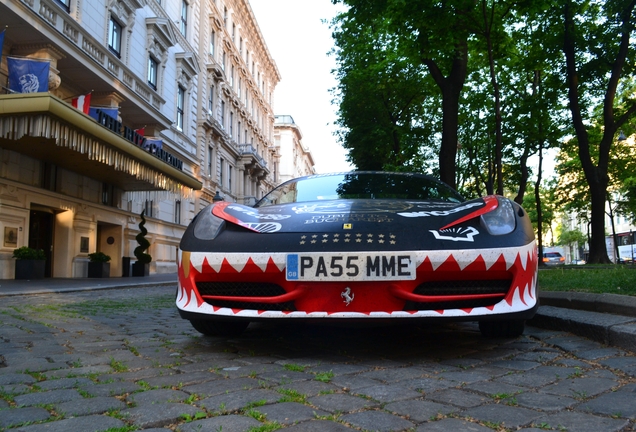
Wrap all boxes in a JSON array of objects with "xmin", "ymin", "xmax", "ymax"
[{"xmin": 239, "ymin": 144, "xmax": 269, "ymax": 181}]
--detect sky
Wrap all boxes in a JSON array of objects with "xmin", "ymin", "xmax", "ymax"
[{"xmin": 249, "ymin": 0, "xmax": 353, "ymax": 174}]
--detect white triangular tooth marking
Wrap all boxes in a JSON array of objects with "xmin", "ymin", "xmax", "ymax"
[
  {"xmin": 202, "ymin": 253, "xmax": 225, "ymax": 272},
  {"xmin": 502, "ymin": 249, "xmax": 520, "ymax": 270},
  {"xmin": 189, "ymin": 253, "xmax": 207, "ymax": 272},
  {"xmin": 518, "ymin": 248, "xmax": 529, "ymax": 270},
  {"xmin": 481, "ymin": 249, "xmax": 503, "ymax": 270},
  {"xmin": 247, "ymin": 255, "xmax": 271, "ymax": 272},
  {"xmin": 454, "ymin": 249, "xmax": 483, "ymax": 270}
]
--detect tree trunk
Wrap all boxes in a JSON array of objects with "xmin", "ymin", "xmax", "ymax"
[{"xmin": 423, "ymin": 38, "xmax": 468, "ymax": 190}]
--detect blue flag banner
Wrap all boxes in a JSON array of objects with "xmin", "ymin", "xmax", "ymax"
[
  {"xmin": 0, "ymin": 29, "xmax": 5, "ymax": 65},
  {"xmin": 7, "ymin": 57, "xmax": 50, "ymax": 93},
  {"xmin": 89, "ymin": 107, "xmax": 119, "ymax": 122},
  {"xmin": 144, "ymin": 138, "xmax": 163, "ymax": 153}
]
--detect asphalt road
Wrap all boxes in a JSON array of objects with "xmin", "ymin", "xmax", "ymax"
[{"xmin": 1, "ymin": 285, "xmax": 635, "ymax": 431}]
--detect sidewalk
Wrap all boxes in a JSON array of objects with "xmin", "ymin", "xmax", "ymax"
[
  {"xmin": 0, "ymin": 273, "xmax": 177, "ymax": 296},
  {"xmin": 0, "ymin": 275, "xmax": 635, "ymax": 353}
]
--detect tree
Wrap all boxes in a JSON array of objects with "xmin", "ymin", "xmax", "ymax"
[
  {"xmin": 561, "ymin": 0, "xmax": 636, "ymax": 263},
  {"xmin": 332, "ymin": 0, "xmax": 478, "ymax": 188},
  {"xmin": 331, "ymin": 14, "xmax": 437, "ymax": 171}
]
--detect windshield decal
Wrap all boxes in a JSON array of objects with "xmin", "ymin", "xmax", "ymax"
[{"xmin": 397, "ymin": 201, "xmax": 484, "ymax": 218}]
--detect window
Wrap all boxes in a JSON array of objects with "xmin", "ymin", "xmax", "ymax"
[
  {"xmin": 222, "ymin": 51, "xmax": 226, "ymax": 71},
  {"xmin": 230, "ymin": 65, "xmax": 234, "ymax": 87},
  {"xmin": 220, "ymin": 100, "xmax": 225, "ymax": 129},
  {"xmin": 207, "ymin": 146, "xmax": 213, "ymax": 176},
  {"xmin": 237, "ymin": 121, "xmax": 241, "ymax": 141},
  {"xmin": 219, "ymin": 157, "xmax": 224, "ymax": 186},
  {"xmin": 232, "ymin": 23, "xmax": 236, "ymax": 42},
  {"xmin": 209, "ymin": 31, "xmax": 215, "ymax": 56},
  {"xmin": 176, "ymin": 86, "xmax": 185, "ymax": 130},
  {"xmin": 229, "ymin": 111, "xmax": 234, "ymax": 137},
  {"xmin": 228, "ymin": 166, "xmax": 232, "ymax": 192},
  {"xmin": 145, "ymin": 200, "xmax": 153, "ymax": 218},
  {"xmin": 175, "ymin": 200, "xmax": 181, "ymax": 225},
  {"xmin": 54, "ymin": 0, "xmax": 70, "ymax": 12},
  {"xmin": 108, "ymin": 16, "xmax": 122, "ymax": 57},
  {"xmin": 102, "ymin": 183, "xmax": 114, "ymax": 206},
  {"xmin": 180, "ymin": 0, "xmax": 188, "ymax": 36},
  {"xmin": 147, "ymin": 57, "xmax": 158, "ymax": 89},
  {"xmin": 208, "ymin": 85, "xmax": 214, "ymax": 114},
  {"xmin": 224, "ymin": 7, "xmax": 228, "ymax": 27}
]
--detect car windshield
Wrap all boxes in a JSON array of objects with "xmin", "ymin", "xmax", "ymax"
[{"xmin": 254, "ymin": 172, "xmax": 464, "ymax": 207}]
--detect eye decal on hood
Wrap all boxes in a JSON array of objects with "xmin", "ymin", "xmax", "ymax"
[{"xmin": 429, "ymin": 227, "xmax": 479, "ymax": 242}]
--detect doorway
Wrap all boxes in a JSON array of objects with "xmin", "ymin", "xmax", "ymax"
[{"xmin": 28, "ymin": 209, "xmax": 54, "ymax": 277}]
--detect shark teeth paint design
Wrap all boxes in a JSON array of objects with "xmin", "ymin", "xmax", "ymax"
[{"xmin": 177, "ymin": 242, "xmax": 537, "ymax": 319}]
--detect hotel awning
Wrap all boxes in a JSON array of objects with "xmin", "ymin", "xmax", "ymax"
[{"xmin": 0, "ymin": 93, "xmax": 202, "ymax": 193}]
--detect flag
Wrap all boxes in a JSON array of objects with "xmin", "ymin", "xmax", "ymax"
[
  {"xmin": 134, "ymin": 127, "xmax": 145, "ymax": 136},
  {"xmin": 71, "ymin": 93, "xmax": 91, "ymax": 114},
  {"xmin": 7, "ymin": 57, "xmax": 50, "ymax": 93},
  {"xmin": 89, "ymin": 107, "xmax": 119, "ymax": 122},
  {"xmin": 144, "ymin": 138, "xmax": 162, "ymax": 153},
  {"xmin": 0, "ymin": 29, "xmax": 5, "ymax": 65}
]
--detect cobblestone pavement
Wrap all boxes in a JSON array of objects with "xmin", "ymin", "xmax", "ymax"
[{"xmin": 0, "ymin": 286, "xmax": 635, "ymax": 432}]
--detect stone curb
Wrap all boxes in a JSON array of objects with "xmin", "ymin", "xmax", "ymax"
[
  {"xmin": 540, "ymin": 291, "xmax": 636, "ymax": 317},
  {"xmin": 535, "ymin": 291, "xmax": 636, "ymax": 352}
]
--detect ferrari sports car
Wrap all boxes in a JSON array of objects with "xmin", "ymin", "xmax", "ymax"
[{"xmin": 177, "ymin": 172, "xmax": 538, "ymax": 337}]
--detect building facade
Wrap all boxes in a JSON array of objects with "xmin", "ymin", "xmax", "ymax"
[
  {"xmin": 0, "ymin": 0, "xmax": 283, "ymax": 279},
  {"xmin": 274, "ymin": 115, "xmax": 315, "ymax": 184}
]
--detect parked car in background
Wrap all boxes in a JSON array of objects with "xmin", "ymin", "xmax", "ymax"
[{"xmin": 543, "ymin": 251, "xmax": 565, "ymax": 266}]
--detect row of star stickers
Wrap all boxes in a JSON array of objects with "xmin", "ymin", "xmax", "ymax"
[{"xmin": 298, "ymin": 233, "xmax": 398, "ymax": 245}]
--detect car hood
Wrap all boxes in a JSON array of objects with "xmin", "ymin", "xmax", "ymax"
[{"xmin": 212, "ymin": 196, "xmax": 499, "ymax": 235}]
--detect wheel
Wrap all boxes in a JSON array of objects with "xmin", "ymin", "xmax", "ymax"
[
  {"xmin": 189, "ymin": 319, "xmax": 249, "ymax": 336},
  {"xmin": 479, "ymin": 320, "xmax": 525, "ymax": 338}
]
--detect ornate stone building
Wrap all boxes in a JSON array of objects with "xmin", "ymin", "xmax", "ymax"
[
  {"xmin": 274, "ymin": 115, "xmax": 315, "ymax": 184},
  {"xmin": 0, "ymin": 0, "xmax": 286, "ymax": 278}
]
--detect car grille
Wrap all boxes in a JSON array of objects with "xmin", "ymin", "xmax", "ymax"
[
  {"xmin": 195, "ymin": 282, "xmax": 296, "ymax": 311},
  {"xmin": 404, "ymin": 279, "xmax": 512, "ymax": 311}
]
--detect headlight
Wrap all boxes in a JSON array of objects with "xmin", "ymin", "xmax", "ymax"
[
  {"xmin": 480, "ymin": 196, "xmax": 516, "ymax": 235},
  {"xmin": 193, "ymin": 205, "xmax": 225, "ymax": 240}
]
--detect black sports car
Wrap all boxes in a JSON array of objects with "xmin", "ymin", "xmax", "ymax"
[{"xmin": 177, "ymin": 172, "xmax": 538, "ymax": 337}]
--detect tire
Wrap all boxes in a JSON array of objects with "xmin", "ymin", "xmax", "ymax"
[
  {"xmin": 189, "ymin": 319, "xmax": 249, "ymax": 336},
  {"xmin": 479, "ymin": 320, "xmax": 525, "ymax": 338}
]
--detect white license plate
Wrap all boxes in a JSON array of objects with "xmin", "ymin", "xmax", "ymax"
[{"xmin": 286, "ymin": 252, "xmax": 416, "ymax": 281}]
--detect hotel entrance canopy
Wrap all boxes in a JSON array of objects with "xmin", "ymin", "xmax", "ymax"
[{"xmin": 0, "ymin": 93, "xmax": 202, "ymax": 194}]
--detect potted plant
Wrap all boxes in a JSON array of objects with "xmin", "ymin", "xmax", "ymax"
[
  {"xmin": 132, "ymin": 210, "xmax": 152, "ymax": 276},
  {"xmin": 13, "ymin": 246, "xmax": 46, "ymax": 280},
  {"xmin": 88, "ymin": 251, "xmax": 111, "ymax": 278}
]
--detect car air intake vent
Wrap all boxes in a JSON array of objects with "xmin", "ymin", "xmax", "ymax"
[
  {"xmin": 196, "ymin": 282, "xmax": 286, "ymax": 297},
  {"xmin": 195, "ymin": 282, "xmax": 296, "ymax": 311},
  {"xmin": 413, "ymin": 279, "xmax": 511, "ymax": 296},
  {"xmin": 404, "ymin": 279, "xmax": 511, "ymax": 311}
]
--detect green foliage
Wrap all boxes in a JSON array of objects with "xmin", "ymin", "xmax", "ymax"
[
  {"xmin": 88, "ymin": 252, "xmax": 111, "ymax": 263},
  {"xmin": 557, "ymin": 228, "xmax": 586, "ymax": 248},
  {"xmin": 12, "ymin": 247, "xmax": 45, "ymax": 260},
  {"xmin": 539, "ymin": 266, "xmax": 636, "ymax": 295},
  {"xmin": 134, "ymin": 210, "xmax": 152, "ymax": 264}
]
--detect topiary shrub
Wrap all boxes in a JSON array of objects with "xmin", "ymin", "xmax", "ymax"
[
  {"xmin": 13, "ymin": 246, "xmax": 45, "ymax": 260},
  {"xmin": 134, "ymin": 210, "xmax": 152, "ymax": 264},
  {"xmin": 88, "ymin": 252, "xmax": 111, "ymax": 263}
]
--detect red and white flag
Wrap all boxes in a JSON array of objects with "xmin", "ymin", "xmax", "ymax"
[{"xmin": 72, "ymin": 93, "xmax": 91, "ymax": 114}]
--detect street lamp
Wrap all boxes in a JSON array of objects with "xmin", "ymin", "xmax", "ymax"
[{"xmin": 213, "ymin": 191, "xmax": 224, "ymax": 202}]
